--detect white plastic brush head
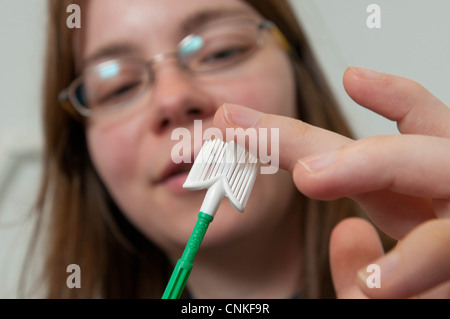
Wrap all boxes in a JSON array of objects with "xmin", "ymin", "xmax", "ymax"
[
  {"xmin": 183, "ymin": 139, "xmax": 259, "ymax": 213},
  {"xmin": 162, "ymin": 140, "xmax": 259, "ymax": 299}
]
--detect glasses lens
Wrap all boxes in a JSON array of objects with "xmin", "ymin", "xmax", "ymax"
[
  {"xmin": 179, "ymin": 19, "xmax": 260, "ymax": 73},
  {"xmin": 66, "ymin": 19, "xmax": 265, "ymax": 116},
  {"xmin": 74, "ymin": 60, "xmax": 149, "ymax": 111}
]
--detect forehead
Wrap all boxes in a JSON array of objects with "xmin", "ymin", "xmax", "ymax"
[{"xmin": 76, "ymin": 0, "xmax": 261, "ymax": 68}]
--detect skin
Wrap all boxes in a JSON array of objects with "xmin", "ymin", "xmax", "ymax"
[
  {"xmin": 214, "ymin": 67, "xmax": 450, "ymax": 298},
  {"xmin": 74, "ymin": 0, "xmax": 450, "ymax": 299},
  {"xmin": 76, "ymin": 0, "xmax": 304, "ymax": 298}
]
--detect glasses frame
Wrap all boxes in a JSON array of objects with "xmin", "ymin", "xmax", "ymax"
[{"xmin": 59, "ymin": 19, "xmax": 286, "ymax": 118}]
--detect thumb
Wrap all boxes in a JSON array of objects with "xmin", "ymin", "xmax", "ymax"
[{"xmin": 330, "ymin": 217, "xmax": 384, "ymax": 298}]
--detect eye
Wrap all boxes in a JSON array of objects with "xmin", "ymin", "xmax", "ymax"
[
  {"xmin": 187, "ymin": 33, "xmax": 257, "ymax": 71},
  {"xmin": 193, "ymin": 41, "xmax": 254, "ymax": 71},
  {"xmin": 95, "ymin": 80, "xmax": 143, "ymax": 107},
  {"xmin": 204, "ymin": 46, "xmax": 248, "ymax": 62},
  {"xmin": 180, "ymin": 20, "xmax": 260, "ymax": 72},
  {"xmin": 83, "ymin": 62, "xmax": 148, "ymax": 109}
]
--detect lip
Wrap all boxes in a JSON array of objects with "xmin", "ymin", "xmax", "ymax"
[
  {"xmin": 154, "ymin": 159, "xmax": 194, "ymax": 194},
  {"xmin": 154, "ymin": 140, "xmax": 205, "ymax": 194}
]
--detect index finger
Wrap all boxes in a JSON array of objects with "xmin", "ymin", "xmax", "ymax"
[
  {"xmin": 213, "ymin": 103, "xmax": 352, "ymax": 172},
  {"xmin": 343, "ymin": 67, "xmax": 450, "ymax": 137}
]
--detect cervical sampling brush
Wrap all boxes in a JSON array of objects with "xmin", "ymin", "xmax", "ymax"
[{"xmin": 162, "ymin": 139, "xmax": 259, "ymax": 299}]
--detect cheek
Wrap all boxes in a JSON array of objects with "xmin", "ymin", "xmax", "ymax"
[
  {"xmin": 86, "ymin": 118, "xmax": 142, "ymax": 189},
  {"xmin": 207, "ymin": 51, "xmax": 297, "ymax": 119}
]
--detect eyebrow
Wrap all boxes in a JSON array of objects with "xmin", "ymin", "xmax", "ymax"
[{"xmin": 180, "ymin": 7, "xmax": 258, "ymax": 35}]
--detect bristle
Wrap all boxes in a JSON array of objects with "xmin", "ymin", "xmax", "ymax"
[{"xmin": 184, "ymin": 139, "xmax": 259, "ymax": 210}]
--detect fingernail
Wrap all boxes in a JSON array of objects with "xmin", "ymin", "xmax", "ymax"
[
  {"xmin": 350, "ymin": 66, "xmax": 383, "ymax": 79},
  {"xmin": 298, "ymin": 152, "xmax": 337, "ymax": 173},
  {"xmin": 357, "ymin": 252, "xmax": 401, "ymax": 288},
  {"xmin": 222, "ymin": 103, "xmax": 262, "ymax": 128}
]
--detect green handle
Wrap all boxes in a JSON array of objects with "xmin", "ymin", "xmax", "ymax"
[{"xmin": 162, "ymin": 212, "xmax": 214, "ymax": 299}]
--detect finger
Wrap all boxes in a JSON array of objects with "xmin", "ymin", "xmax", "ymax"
[
  {"xmin": 357, "ymin": 219, "xmax": 450, "ymax": 299},
  {"xmin": 329, "ymin": 218, "xmax": 384, "ymax": 299},
  {"xmin": 213, "ymin": 103, "xmax": 352, "ymax": 172},
  {"xmin": 343, "ymin": 67, "xmax": 450, "ymax": 137},
  {"xmin": 295, "ymin": 134, "xmax": 449, "ymax": 238},
  {"xmin": 352, "ymin": 191, "xmax": 433, "ymax": 240},
  {"xmin": 295, "ymin": 134, "xmax": 450, "ymax": 214}
]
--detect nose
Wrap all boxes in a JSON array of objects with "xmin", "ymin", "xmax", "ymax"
[{"xmin": 148, "ymin": 61, "xmax": 217, "ymax": 134}]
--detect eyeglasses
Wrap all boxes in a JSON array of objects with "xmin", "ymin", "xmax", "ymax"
[{"xmin": 59, "ymin": 18, "xmax": 289, "ymax": 118}]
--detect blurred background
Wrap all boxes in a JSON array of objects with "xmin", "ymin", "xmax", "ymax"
[{"xmin": 0, "ymin": 0, "xmax": 449, "ymax": 298}]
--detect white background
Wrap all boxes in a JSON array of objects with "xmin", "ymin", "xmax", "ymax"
[{"xmin": 0, "ymin": 0, "xmax": 449, "ymax": 298}]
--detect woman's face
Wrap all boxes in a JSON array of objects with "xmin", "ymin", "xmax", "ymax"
[{"xmin": 76, "ymin": 0, "xmax": 297, "ymax": 256}]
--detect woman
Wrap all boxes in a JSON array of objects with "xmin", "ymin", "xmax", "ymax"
[{"xmin": 33, "ymin": 0, "xmax": 449, "ymax": 299}]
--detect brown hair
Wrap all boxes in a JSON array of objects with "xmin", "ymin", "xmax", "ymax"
[{"xmin": 29, "ymin": 0, "xmax": 365, "ymax": 298}]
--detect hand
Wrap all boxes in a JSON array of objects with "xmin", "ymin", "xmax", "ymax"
[{"xmin": 213, "ymin": 67, "xmax": 450, "ymax": 298}]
